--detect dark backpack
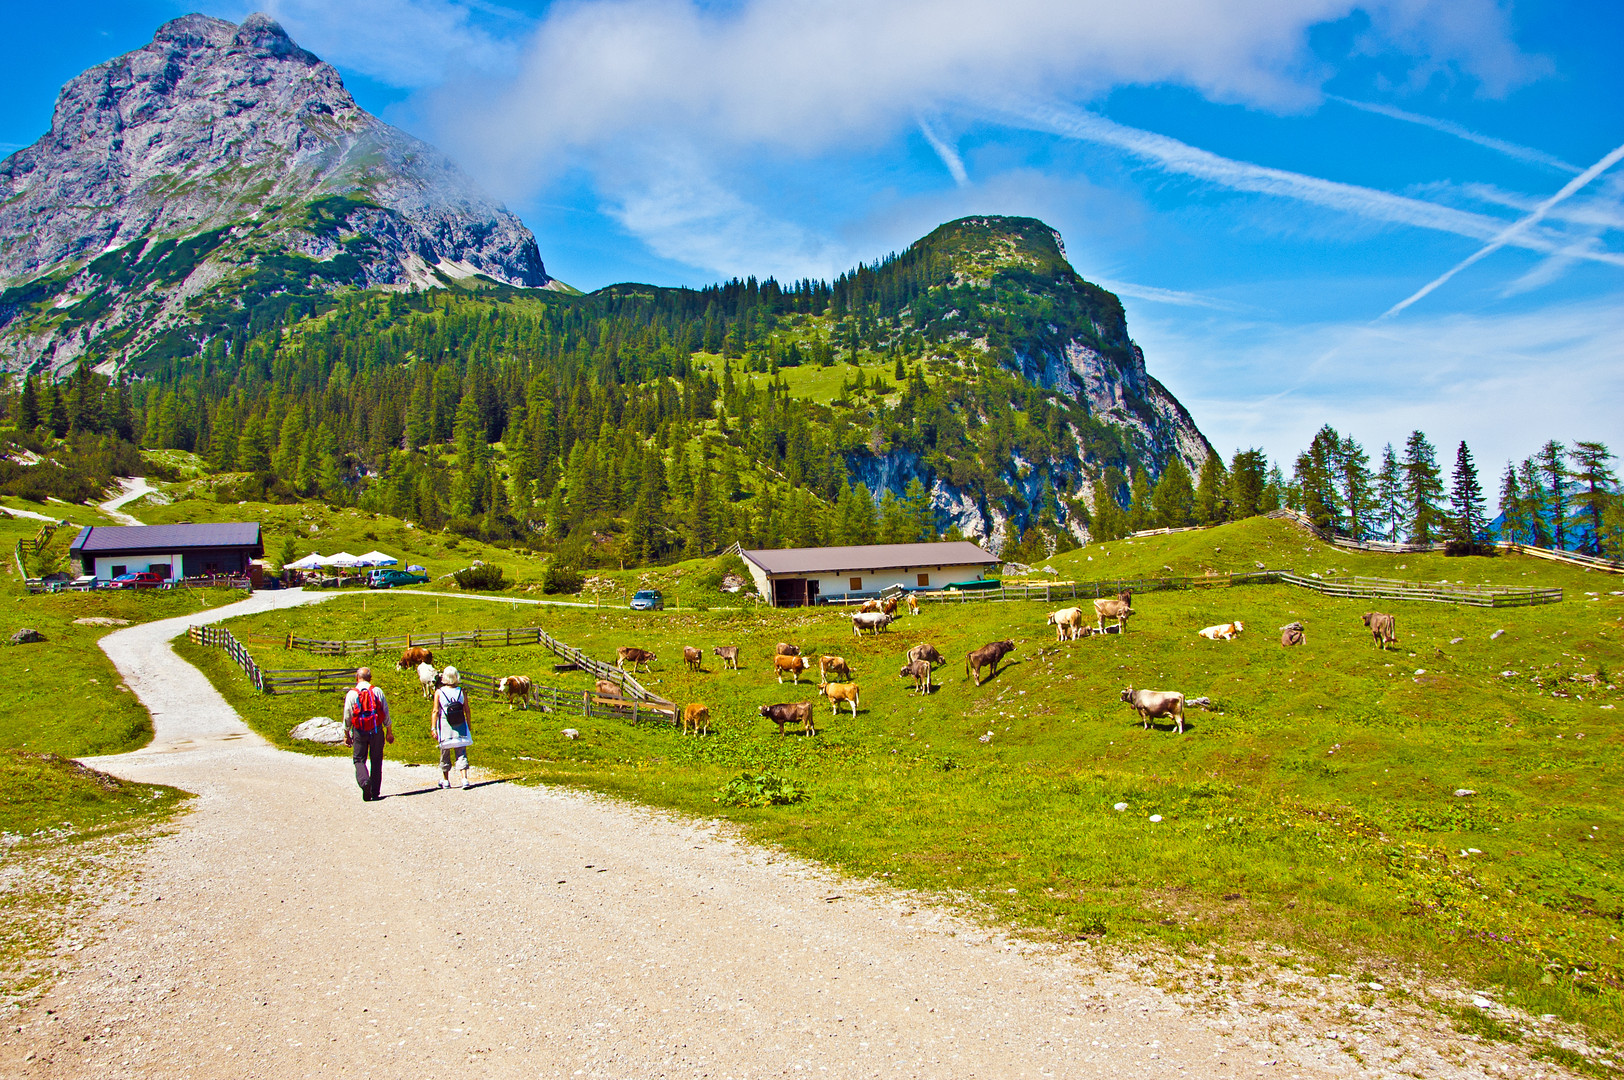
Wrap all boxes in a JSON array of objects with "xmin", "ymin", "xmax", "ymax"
[{"xmin": 442, "ymin": 689, "xmax": 466, "ymax": 727}]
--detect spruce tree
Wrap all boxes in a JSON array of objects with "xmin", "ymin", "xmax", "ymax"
[
  {"xmin": 1374, "ymin": 444, "xmax": 1404, "ymax": 541},
  {"xmin": 1151, "ymin": 457, "xmax": 1195, "ymax": 528},
  {"xmin": 903, "ymin": 477, "xmax": 935, "ymax": 541},
  {"xmin": 1195, "ymin": 450, "xmax": 1227, "ymax": 524},
  {"xmin": 43, "ymin": 380, "xmax": 69, "ymax": 439},
  {"xmin": 1293, "ymin": 426, "xmax": 1342, "ymax": 531},
  {"xmin": 1448, "ymin": 441, "xmax": 1487, "ymax": 545},
  {"xmin": 1496, "ymin": 463, "xmax": 1527, "ymax": 543},
  {"xmin": 16, "ymin": 376, "xmax": 39, "ymax": 432},
  {"xmin": 1535, "ymin": 440, "xmax": 1570, "ymax": 550},
  {"xmin": 1400, "ymin": 431, "xmax": 1445, "ymax": 543},
  {"xmin": 1517, "ymin": 458, "xmax": 1551, "ymax": 547},
  {"xmin": 1567, "ymin": 441, "xmax": 1616, "ymax": 554},
  {"xmin": 1227, "ymin": 449, "xmax": 1267, "ymax": 520},
  {"xmin": 1336, "ymin": 435, "xmax": 1373, "ymax": 539},
  {"xmin": 1127, "ymin": 468, "xmax": 1153, "ymax": 533}
]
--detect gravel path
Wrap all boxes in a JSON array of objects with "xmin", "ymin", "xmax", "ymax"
[
  {"xmin": 98, "ymin": 478, "xmax": 155, "ymax": 526},
  {"xmin": 0, "ymin": 592, "xmax": 1544, "ymax": 1078}
]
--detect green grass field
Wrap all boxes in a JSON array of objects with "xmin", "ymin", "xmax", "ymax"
[{"xmin": 192, "ymin": 515, "xmax": 1624, "ymax": 1041}]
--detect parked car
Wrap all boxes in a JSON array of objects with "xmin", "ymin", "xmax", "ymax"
[
  {"xmin": 106, "ymin": 571, "xmax": 164, "ymax": 590},
  {"xmin": 367, "ymin": 568, "xmax": 430, "ymax": 589},
  {"xmin": 629, "ymin": 589, "xmax": 665, "ymax": 611}
]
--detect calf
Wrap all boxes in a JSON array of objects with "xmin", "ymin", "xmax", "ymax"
[
  {"xmin": 1093, "ymin": 597, "xmax": 1134, "ymax": 633},
  {"xmin": 417, "ymin": 661, "xmax": 440, "ymax": 698},
  {"xmin": 759, "ymin": 701, "xmax": 816, "ymax": 737},
  {"xmin": 857, "ymin": 599, "xmax": 883, "ymax": 613},
  {"xmin": 818, "ymin": 655, "xmax": 852, "ymax": 681},
  {"xmin": 712, "ymin": 645, "xmax": 741, "ymax": 669},
  {"xmin": 1120, "ymin": 686, "xmax": 1186, "ymax": 734},
  {"xmin": 879, "ymin": 596, "xmax": 901, "ymax": 616},
  {"xmin": 497, "ymin": 675, "xmax": 533, "ymax": 710},
  {"xmin": 399, "ymin": 646, "xmax": 434, "ymax": 671},
  {"xmin": 899, "ymin": 658, "xmax": 933, "ymax": 695},
  {"xmin": 774, "ymin": 655, "xmax": 809, "ymax": 684},
  {"xmin": 907, "ymin": 642, "xmax": 945, "ymax": 668},
  {"xmin": 1362, "ymin": 611, "xmax": 1397, "ymax": 650},
  {"xmin": 616, "ymin": 646, "xmax": 657, "ymax": 672},
  {"xmin": 774, "ymin": 642, "xmax": 801, "ymax": 657},
  {"xmin": 681, "ymin": 702, "xmax": 711, "ymax": 736},
  {"xmin": 818, "ymin": 681, "xmax": 861, "ymax": 718},
  {"xmin": 1047, "ymin": 606, "xmax": 1085, "ymax": 642},
  {"xmin": 852, "ymin": 611, "xmax": 893, "ymax": 636},
  {"xmin": 683, "ymin": 645, "xmax": 702, "ymax": 672},
  {"xmin": 966, "ymin": 639, "xmax": 1016, "ymax": 686},
  {"xmin": 1198, "ymin": 621, "xmax": 1244, "ymax": 641}
]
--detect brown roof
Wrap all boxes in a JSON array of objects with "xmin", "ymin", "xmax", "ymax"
[{"xmin": 741, "ymin": 541, "xmax": 997, "ymax": 576}]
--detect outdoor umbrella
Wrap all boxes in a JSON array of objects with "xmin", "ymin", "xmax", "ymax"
[
  {"xmin": 324, "ymin": 552, "xmax": 362, "ymax": 568},
  {"xmin": 286, "ymin": 553, "xmax": 327, "ymax": 570},
  {"xmin": 357, "ymin": 550, "xmax": 397, "ymax": 566}
]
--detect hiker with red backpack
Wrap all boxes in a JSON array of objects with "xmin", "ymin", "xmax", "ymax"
[{"xmin": 343, "ymin": 667, "xmax": 394, "ymax": 802}]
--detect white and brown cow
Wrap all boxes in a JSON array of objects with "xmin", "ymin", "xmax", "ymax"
[
  {"xmin": 497, "ymin": 675, "xmax": 533, "ymax": 709},
  {"xmin": 1047, "ymin": 606, "xmax": 1085, "ymax": 641},
  {"xmin": 1362, "ymin": 611, "xmax": 1397, "ymax": 650},
  {"xmin": 1198, "ymin": 621, "xmax": 1244, "ymax": 641},
  {"xmin": 616, "ymin": 646, "xmax": 657, "ymax": 672},
  {"xmin": 1093, "ymin": 596, "xmax": 1134, "ymax": 634},
  {"xmin": 774, "ymin": 655, "xmax": 809, "ymax": 684},
  {"xmin": 1120, "ymin": 687, "xmax": 1186, "ymax": 734}
]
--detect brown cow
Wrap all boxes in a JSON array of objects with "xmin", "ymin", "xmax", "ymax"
[
  {"xmin": 594, "ymin": 678, "xmax": 624, "ymax": 699},
  {"xmin": 713, "ymin": 645, "xmax": 741, "ymax": 669},
  {"xmin": 617, "ymin": 646, "xmax": 657, "ymax": 672},
  {"xmin": 1093, "ymin": 597, "xmax": 1134, "ymax": 633},
  {"xmin": 759, "ymin": 701, "xmax": 816, "ymax": 736},
  {"xmin": 774, "ymin": 655, "xmax": 809, "ymax": 684},
  {"xmin": 775, "ymin": 642, "xmax": 801, "ymax": 657},
  {"xmin": 966, "ymin": 640, "xmax": 1016, "ymax": 686},
  {"xmin": 1280, "ymin": 621, "xmax": 1305, "ymax": 647},
  {"xmin": 818, "ymin": 681, "xmax": 861, "ymax": 717},
  {"xmin": 904, "ymin": 594, "xmax": 920, "ymax": 615},
  {"xmin": 1047, "ymin": 606, "xmax": 1085, "ymax": 641},
  {"xmin": 1120, "ymin": 687, "xmax": 1186, "ymax": 734},
  {"xmin": 907, "ymin": 642, "xmax": 945, "ymax": 668},
  {"xmin": 857, "ymin": 599, "xmax": 883, "ymax": 613},
  {"xmin": 681, "ymin": 702, "xmax": 711, "ymax": 736},
  {"xmin": 899, "ymin": 658, "xmax": 933, "ymax": 694},
  {"xmin": 398, "ymin": 646, "xmax": 434, "ymax": 670},
  {"xmin": 818, "ymin": 655, "xmax": 852, "ymax": 681},
  {"xmin": 879, "ymin": 596, "xmax": 901, "ymax": 616},
  {"xmin": 497, "ymin": 675, "xmax": 533, "ymax": 709},
  {"xmin": 683, "ymin": 645, "xmax": 702, "ymax": 672},
  {"xmin": 1362, "ymin": 611, "xmax": 1397, "ymax": 649}
]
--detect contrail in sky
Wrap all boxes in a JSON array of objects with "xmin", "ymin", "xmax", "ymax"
[
  {"xmin": 1329, "ymin": 97, "xmax": 1581, "ymax": 174},
  {"xmin": 917, "ymin": 118, "xmax": 969, "ymax": 187},
  {"xmin": 1382, "ymin": 139, "xmax": 1624, "ymax": 317}
]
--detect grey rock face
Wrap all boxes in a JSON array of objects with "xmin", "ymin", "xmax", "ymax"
[
  {"xmin": 0, "ymin": 13, "xmax": 551, "ymax": 370},
  {"xmin": 290, "ymin": 716, "xmax": 346, "ymax": 745}
]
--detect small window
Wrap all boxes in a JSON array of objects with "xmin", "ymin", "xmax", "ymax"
[
  {"xmin": 849, "ymin": 576, "xmax": 862, "ymax": 591},
  {"xmin": 150, "ymin": 564, "xmax": 172, "ymax": 579},
  {"xmin": 917, "ymin": 573, "xmax": 930, "ymax": 587},
  {"xmin": 110, "ymin": 565, "xmax": 126, "ymax": 577}
]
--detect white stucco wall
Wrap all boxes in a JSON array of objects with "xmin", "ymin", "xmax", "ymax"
[
  {"xmin": 747, "ymin": 562, "xmax": 995, "ymax": 605},
  {"xmin": 93, "ymin": 553, "xmax": 183, "ymax": 579}
]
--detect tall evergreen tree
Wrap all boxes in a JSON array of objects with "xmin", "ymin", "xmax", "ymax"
[
  {"xmin": 1195, "ymin": 450, "xmax": 1228, "ymax": 524},
  {"xmin": 1227, "ymin": 448, "xmax": 1267, "ymax": 520},
  {"xmin": 1293, "ymin": 426, "xmax": 1342, "ymax": 530},
  {"xmin": 16, "ymin": 376, "xmax": 39, "ymax": 432},
  {"xmin": 1374, "ymin": 444, "xmax": 1404, "ymax": 542},
  {"xmin": 1126, "ymin": 467, "xmax": 1153, "ymax": 533},
  {"xmin": 1089, "ymin": 473, "xmax": 1128, "ymax": 542},
  {"xmin": 1567, "ymin": 441, "xmax": 1616, "ymax": 554},
  {"xmin": 1448, "ymin": 441, "xmax": 1487, "ymax": 545},
  {"xmin": 1496, "ymin": 463, "xmax": 1527, "ymax": 544},
  {"xmin": 1516, "ymin": 458, "xmax": 1551, "ymax": 547},
  {"xmin": 1151, "ymin": 456, "xmax": 1195, "ymax": 528},
  {"xmin": 43, "ymin": 380, "xmax": 69, "ymax": 438},
  {"xmin": 1400, "ymin": 431, "xmax": 1445, "ymax": 543},
  {"xmin": 1535, "ymin": 440, "xmax": 1570, "ymax": 550},
  {"xmin": 1335, "ymin": 435, "xmax": 1373, "ymax": 539}
]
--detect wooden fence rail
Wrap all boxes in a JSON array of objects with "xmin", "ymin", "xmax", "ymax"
[
  {"xmin": 189, "ymin": 624, "xmax": 265, "ymax": 691},
  {"xmin": 1496, "ymin": 542, "xmax": 1624, "ymax": 574}
]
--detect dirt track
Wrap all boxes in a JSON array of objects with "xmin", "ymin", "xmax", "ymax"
[{"xmin": 0, "ymin": 591, "xmax": 1549, "ymax": 1078}]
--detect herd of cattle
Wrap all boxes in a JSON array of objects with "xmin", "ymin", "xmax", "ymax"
[{"xmin": 391, "ymin": 597, "xmax": 1401, "ymax": 739}]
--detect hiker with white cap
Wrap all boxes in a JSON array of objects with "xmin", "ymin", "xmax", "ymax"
[{"xmin": 431, "ymin": 666, "xmax": 474, "ymax": 789}]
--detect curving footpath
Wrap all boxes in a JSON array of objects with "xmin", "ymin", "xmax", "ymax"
[{"xmin": 2, "ymin": 590, "xmax": 1340, "ymax": 1078}]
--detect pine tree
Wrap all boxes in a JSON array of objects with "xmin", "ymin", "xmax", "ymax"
[
  {"xmin": 902, "ymin": 477, "xmax": 935, "ymax": 542},
  {"xmin": 1517, "ymin": 458, "xmax": 1551, "ymax": 547},
  {"xmin": 16, "ymin": 376, "xmax": 39, "ymax": 431},
  {"xmin": 1126, "ymin": 468, "xmax": 1153, "ymax": 533},
  {"xmin": 1374, "ymin": 444, "xmax": 1404, "ymax": 541},
  {"xmin": 1535, "ymin": 440, "xmax": 1570, "ymax": 550},
  {"xmin": 1336, "ymin": 435, "xmax": 1373, "ymax": 539},
  {"xmin": 1227, "ymin": 449, "xmax": 1267, "ymax": 520},
  {"xmin": 1151, "ymin": 457, "xmax": 1195, "ymax": 528},
  {"xmin": 1496, "ymin": 463, "xmax": 1527, "ymax": 544},
  {"xmin": 43, "ymin": 380, "xmax": 69, "ymax": 438},
  {"xmin": 1448, "ymin": 441, "xmax": 1487, "ymax": 545},
  {"xmin": 1293, "ymin": 427, "xmax": 1342, "ymax": 531},
  {"xmin": 1089, "ymin": 472, "xmax": 1127, "ymax": 542},
  {"xmin": 1567, "ymin": 441, "xmax": 1616, "ymax": 554},
  {"xmin": 1400, "ymin": 431, "xmax": 1445, "ymax": 543},
  {"xmin": 1260, "ymin": 463, "xmax": 1285, "ymax": 513},
  {"xmin": 1195, "ymin": 450, "xmax": 1227, "ymax": 524}
]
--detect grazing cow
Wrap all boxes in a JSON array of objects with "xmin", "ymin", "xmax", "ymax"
[
  {"xmin": 852, "ymin": 611, "xmax": 893, "ymax": 636},
  {"xmin": 1280, "ymin": 621, "xmax": 1305, "ymax": 647},
  {"xmin": 497, "ymin": 675, "xmax": 533, "ymax": 710},
  {"xmin": 1362, "ymin": 611, "xmax": 1397, "ymax": 650},
  {"xmin": 899, "ymin": 658, "xmax": 932, "ymax": 695},
  {"xmin": 1047, "ymin": 606, "xmax": 1085, "ymax": 642},
  {"xmin": 775, "ymin": 642, "xmax": 801, "ymax": 657},
  {"xmin": 907, "ymin": 642, "xmax": 945, "ymax": 668},
  {"xmin": 713, "ymin": 645, "xmax": 741, "ymax": 670},
  {"xmin": 681, "ymin": 702, "xmax": 711, "ymax": 736},
  {"xmin": 904, "ymin": 594, "xmax": 920, "ymax": 616},
  {"xmin": 594, "ymin": 678, "xmax": 624, "ymax": 699},
  {"xmin": 818, "ymin": 681, "xmax": 861, "ymax": 717},
  {"xmin": 1198, "ymin": 621, "xmax": 1244, "ymax": 641},
  {"xmin": 617, "ymin": 646, "xmax": 657, "ymax": 672},
  {"xmin": 966, "ymin": 640, "xmax": 1016, "ymax": 686},
  {"xmin": 857, "ymin": 599, "xmax": 883, "ymax": 613},
  {"xmin": 683, "ymin": 645, "xmax": 702, "ymax": 672},
  {"xmin": 1120, "ymin": 686, "xmax": 1186, "ymax": 734},
  {"xmin": 398, "ymin": 646, "xmax": 434, "ymax": 671},
  {"xmin": 818, "ymin": 655, "xmax": 852, "ymax": 681},
  {"xmin": 879, "ymin": 596, "xmax": 902, "ymax": 616},
  {"xmin": 417, "ymin": 661, "xmax": 440, "ymax": 698},
  {"xmin": 1093, "ymin": 597, "xmax": 1135, "ymax": 634},
  {"xmin": 774, "ymin": 655, "xmax": 809, "ymax": 684},
  {"xmin": 759, "ymin": 701, "xmax": 816, "ymax": 737}
]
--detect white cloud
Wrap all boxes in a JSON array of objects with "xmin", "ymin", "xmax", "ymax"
[
  {"xmin": 254, "ymin": 0, "xmax": 522, "ymax": 88},
  {"xmin": 1328, "ymin": 96, "xmax": 1579, "ymax": 173},
  {"xmin": 917, "ymin": 119, "xmax": 969, "ymax": 188}
]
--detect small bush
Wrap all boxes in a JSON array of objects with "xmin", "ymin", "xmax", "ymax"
[
  {"xmin": 543, "ymin": 563, "xmax": 583, "ymax": 594},
  {"xmin": 715, "ymin": 772, "xmax": 807, "ymax": 807},
  {"xmin": 452, "ymin": 564, "xmax": 507, "ymax": 591}
]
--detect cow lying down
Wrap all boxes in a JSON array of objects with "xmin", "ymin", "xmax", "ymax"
[
  {"xmin": 1120, "ymin": 686, "xmax": 1186, "ymax": 734},
  {"xmin": 1198, "ymin": 621, "xmax": 1244, "ymax": 641}
]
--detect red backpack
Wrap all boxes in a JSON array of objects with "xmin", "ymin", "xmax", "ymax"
[{"xmin": 352, "ymin": 686, "xmax": 382, "ymax": 732}]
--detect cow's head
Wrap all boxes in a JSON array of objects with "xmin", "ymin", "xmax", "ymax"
[{"xmin": 1120, "ymin": 687, "xmax": 1135, "ymax": 703}]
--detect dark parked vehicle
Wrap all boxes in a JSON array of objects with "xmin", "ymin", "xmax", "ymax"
[
  {"xmin": 367, "ymin": 569, "xmax": 430, "ymax": 589},
  {"xmin": 629, "ymin": 589, "xmax": 665, "ymax": 611},
  {"xmin": 106, "ymin": 571, "xmax": 164, "ymax": 590}
]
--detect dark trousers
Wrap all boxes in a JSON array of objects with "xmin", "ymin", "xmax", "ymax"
[{"xmin": 352, "ymin": 727, "xmax": 386, "ymax": 799}]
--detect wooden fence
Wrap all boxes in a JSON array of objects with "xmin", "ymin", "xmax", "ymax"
[
  {"xmin": 1274, "ymin": 572, "xmax": 1560, "ymax": 608},
  {"xmin": 1496, "ymin": 542, "xmax": 1624, "ymax": 575},
  {"xmin": 1266, "ymin": 508, "xmax": 1448, "ymax": 554},
  {"xmin": 188, "ymin": 624, "xmax": 266, "ymax": 691}
]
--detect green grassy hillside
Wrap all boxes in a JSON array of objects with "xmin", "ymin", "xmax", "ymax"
[{"xmin": 193, "ymin": 515, "xmax": 1624, "ymax": 1041}]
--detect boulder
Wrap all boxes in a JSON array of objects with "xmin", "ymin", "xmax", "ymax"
[
  {"xmin": 10, "ymin": 628, "xmax": 46, "ymax": 644},
  {"xmin": 290, "ymin": 716, "xmax": 346, "ymax": 745},
  {"xmin": 73, "ymin": 617, "xmax": 130, "ymax": 627}
]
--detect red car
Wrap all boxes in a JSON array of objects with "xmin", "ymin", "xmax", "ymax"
[{"xmin": 105, "ymin": 572, "xmax": 165, "ymax": 590}]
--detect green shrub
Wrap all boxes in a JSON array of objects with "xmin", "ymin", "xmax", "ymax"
[
  {"xmin": 451, "ymin": 563, "xmax": 507, "ymax": 591},
  {"xmin": 543, "ymin": 563, "xmax": 583, "ymax": 594},
  {"xmin": 697, "ymin": 552, "xmax": 748, "ymax": 591},
  {"xmin": 715, "ymin": 772, "xmax": 807, "ymax": 807}
]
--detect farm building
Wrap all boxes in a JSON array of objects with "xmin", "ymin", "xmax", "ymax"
[
  {"xmin": 740, "ymin": 541, "xmax": 998, "ymax": 607},
  {"xmin": 69, "ymin": 523, "xmax": 264, "ymax": 580}
]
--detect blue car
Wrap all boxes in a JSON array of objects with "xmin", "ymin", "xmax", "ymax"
[{"xmin": 629, "ymin": 589, "xmax": 664, "ymax": 611}]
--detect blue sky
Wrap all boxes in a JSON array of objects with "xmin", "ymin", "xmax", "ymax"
[{"xmin": 3, "ymin": 1, "xmax": 1621, "ymax": 482}]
